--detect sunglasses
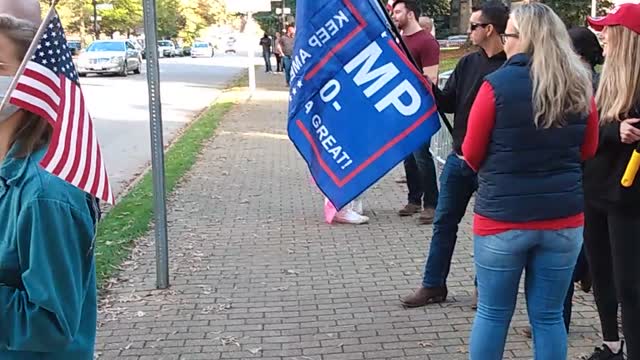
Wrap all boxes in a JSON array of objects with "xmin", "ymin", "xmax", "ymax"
[
  {"xmin": 500, "ymin": 33, "xmax": 520, "ymax": 43},
  {"xmin": 470, "ymin": 22, "xmax": 490, "ymax": 31}
]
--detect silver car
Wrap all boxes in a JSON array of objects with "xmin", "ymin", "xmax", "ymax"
[{"xmin": 77, "ymin": 40, "xmax": 142, "ymax": 77}]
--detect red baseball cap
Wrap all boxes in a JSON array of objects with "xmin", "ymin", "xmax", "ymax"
[{"xmin": 587, "ymin": 3, "xmax": 640, "ymax": 34}]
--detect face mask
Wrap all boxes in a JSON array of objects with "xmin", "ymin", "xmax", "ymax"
[{"xmin": 0, "ymin": 75, "xmax": 19, "ymax": 123}]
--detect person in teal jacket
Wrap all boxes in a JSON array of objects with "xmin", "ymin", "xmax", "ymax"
[{"xmin": 0, "ymin": 12, "xmax": 99, "ymax": 360}]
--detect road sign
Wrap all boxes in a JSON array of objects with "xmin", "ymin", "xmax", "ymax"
[
  {"xmin": 225, "ymin": 0, "xmax": 271, "ymax": 13},
  {"xmin": 96, "ymin": 3, "xmax": 113, "ymax": 10},
  {"xmin": 275, "ymin": 7, "xmax": 291, "ymax": 14},
  {"xmin": 90, "ymin": 16, "xmax": 102, "ymax": 21}
]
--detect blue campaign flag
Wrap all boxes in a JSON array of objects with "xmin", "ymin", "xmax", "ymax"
[{"xmin": 287, "ymin": 0, "xmax": 441, "ymax": 210}]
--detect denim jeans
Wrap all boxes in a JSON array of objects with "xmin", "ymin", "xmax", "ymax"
[
  {"xmin": 262, "ymin": 50, "xmax": 272, "ymax": 72},
  {"xmin": 470, "ymin": 228, "xmax": 583, "ymax": 360},
  {"xmin": 405, "ymin": 140, "xmax": 439, "ymax": 208},
  {"xmin": 283, "ymin": 56, "xmax": 292, "ymax": 85},
  {"xmin": 422, "ymin": 153, "xmax": 477, "ymax": 288}
]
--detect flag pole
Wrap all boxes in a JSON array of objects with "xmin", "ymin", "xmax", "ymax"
[
  {"xmin": 372, "ymin": 0, "xmax": 454, "ymax": 135},
  {"xmin": 0, "ymin": 5, "xmax": 57, "ymax": 114}
]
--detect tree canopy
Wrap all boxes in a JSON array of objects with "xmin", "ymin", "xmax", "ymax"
[{"xmin": 39, "ymin": 0, "xmax": 237, "ymax": 44}]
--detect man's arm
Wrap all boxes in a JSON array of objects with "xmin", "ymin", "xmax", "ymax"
[
  {"xmin": 420, "ymin": 37, "xmax": 441, "ymax": 93},
  {"xmin": 432, "ymin": 62, "xmax": 459, "ymax": 113},
  {"xmin": 423, "ymin": 65, "xmax": 439, "ymax": 83}
]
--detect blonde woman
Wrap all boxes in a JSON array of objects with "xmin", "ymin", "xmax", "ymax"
[
  {"xmin": 461, "ymin": 3, "xmax": 598, "ymax": 359},
  {"xmin": 583, "ymin": 4, "xmax": 640, "ymax": 360}
]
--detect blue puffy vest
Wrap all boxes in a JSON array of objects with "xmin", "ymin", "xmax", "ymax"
[{"xmin": 474, "ymin": 54, "xmax": 588, "ymax": 222}]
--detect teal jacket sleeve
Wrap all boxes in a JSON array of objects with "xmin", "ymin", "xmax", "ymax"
[{"xmin": 0, "ymin": 198, "xmax": 95, "ymax": 351}]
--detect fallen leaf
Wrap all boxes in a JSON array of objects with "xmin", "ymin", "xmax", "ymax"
[{"xmin": 247, "ymin": 347, "xmax": 262, "ymax": 355}]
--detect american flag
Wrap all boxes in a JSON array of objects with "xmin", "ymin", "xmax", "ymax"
[{"xmin": 9, "ymin": 11, "xmax": 114, "ymax": 204}]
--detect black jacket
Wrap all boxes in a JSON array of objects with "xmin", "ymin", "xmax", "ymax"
[
  {"xmin": 584, "ymin": 104, "xmax": 640, "ymax": 212},
  {"xmin": 433, "ymin": 48, "xmax": 506, "ymax": 155}
]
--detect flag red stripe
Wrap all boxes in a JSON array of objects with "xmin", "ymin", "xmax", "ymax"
[
  {"xmin": 10, "ymin": 98, "xmax": 56, "ymax": 124},
  {"xmin": 76, "ymin": 116, "xmax": 95, "ymax": 190},
  {"xmin": 23, "ymin": 68, "xmax": 60, "ymax": 93},
  {"xmin": 52, "ymin": 80, "xmax": 75, "ymax": 175},
  {"xmin": 14, "ymin": 83, "xmax": 58, "ymax": 115},
  {"xmin": 89, "ymin": 143, "xmax": 103, "ymax": 197},
  {"xmin": 66, "ymin": 85, "xmax": 85, "ymax": 183},
  {"xmin": 100, "ymin": 165, "xmax": 109, "ymax": 203}
]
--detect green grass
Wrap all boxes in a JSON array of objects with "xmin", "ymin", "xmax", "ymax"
[
  {"xmin": 440, "ymin": 57, "xmax": 460, "ymax": 74},
  {"xmin": 94, "ymin": 75, "xmax": 247, "ymax": 286}
]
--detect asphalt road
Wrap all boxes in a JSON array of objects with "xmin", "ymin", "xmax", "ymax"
[{"xmin": 80, "ymin": 54, "xmax": 247, "ymax": 196}]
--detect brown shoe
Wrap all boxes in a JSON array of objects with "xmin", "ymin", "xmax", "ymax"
[
  {"xmin": 471, "ymin": 287, "xmax": 478, "ymax": 310},
  {"xmin": 395, "ymin": 176, "xmax": 407, "ymax": 183},
  {"xmin": 522, "ymin": 327, "xmax": 532, "ymax": 339},
  {"xmin": 401, "ymin": 286, "xmax": 447, "ymax": 308},
  {"xmin": 418, "ymin": 207, "xmax": 436, "ymax": 224},
  {"xmin": 398, "ymin": 203, "xmax": 421, "ymax": 216}
]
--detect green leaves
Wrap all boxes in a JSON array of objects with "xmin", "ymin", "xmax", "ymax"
[
  {"xmin": 40, "ymin": 0, "xmax": 236, "ymax": 42},
  {"xmin": 418, "ymin": 0, "xmax": 451, "ymax": 17},
  {"xmin": 542, "ymin": 0, "xmax": 614, "ymax": 27},
  {"xmin": 99, "ymin": 0, "xmax": 143, "ymax": 36}
]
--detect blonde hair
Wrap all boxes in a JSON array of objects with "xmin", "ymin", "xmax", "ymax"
[
  {"xmin": 596, "ymin": 26, "xmax": 640, "ymax": 123},
  {"xmin": 511, "ymin": 3, "xmax": 593, "ymax": 128},
  {"xmin": 0, "ymin": 14, "xmax": 52, "ymax": 157}
]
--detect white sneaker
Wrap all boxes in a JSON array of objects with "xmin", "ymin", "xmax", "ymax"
[
  {"xmin": 334, "ymin": 209, "xmax": 369, "ymax": 224},
  {"xmin": 353, "ymin": 199, "xmax": 364, "ymax": 215}
]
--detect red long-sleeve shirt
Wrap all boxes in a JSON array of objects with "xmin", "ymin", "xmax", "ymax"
[{"xmin": 462, "ymin": 81, "xmax": 600, "ymax": 236}]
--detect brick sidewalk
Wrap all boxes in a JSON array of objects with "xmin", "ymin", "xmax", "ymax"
[{"xmin": 95, "ymin": 69, "xmax": 603, "ymax": 360}]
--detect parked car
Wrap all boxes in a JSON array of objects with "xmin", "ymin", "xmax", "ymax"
[
  {"xmin": 191, "ymin": 41, "xmax": 214, "ymax": 57},
  {"xmin": 158, "ymin": 40, "xmax": 176, "ymax": 57},
  {"xmin": 182, "ymin": 46, "xmax": 191, "ymax": 57},
  {"xmin": 77, "ymin": 39, "xmax": 142, "ymax": 77},
  {"xmin": 438, "ymin": 70, "xmax": 453, "ymax": 89},
  {"xmin": 67, "ymin": 40, "xmax": 81, "ymax": 56},
  {"xmin": 439, "ymin": 34, "xmax": 468, "ymax": 48},
  {"xmin": 223, "ymin": 37, "xmax": 237, "ymax": 54}
]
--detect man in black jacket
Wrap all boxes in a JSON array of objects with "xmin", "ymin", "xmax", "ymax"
[{"xmin": 401, "ymin": 1, "xmax": 509, "ymax": 308}]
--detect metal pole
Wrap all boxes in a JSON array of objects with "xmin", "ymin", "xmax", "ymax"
[
  {"xmin": 591, "ymin": 0, "xmax": 597, "ymax": 17},
  {"xmin": 282, "ymin": 0, "xmax": 286, "ymax": 29},
  {"xmin": 142, "ymin": 0, "xmax": 170, "ymax": 289},
  {"xmin": 248, "ymin": 11, "xmax": 256, "ymax": 94},
  {"xmin": 92, "ymin": 0, "xmax": 98, "ymax": 40}
]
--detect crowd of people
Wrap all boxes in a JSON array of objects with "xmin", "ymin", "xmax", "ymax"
[
  {"xmin": 325, "ymin": 0, "xmax": 639, "ymax": 359},
  {"xmin": 390, "ymin": 0, "xmax": 639, "ymax": 359},
  {"xmin": 0, "ymin": 0, "xmax": 639, "ymax": 358},
  {"xmin": 260, "ymin": 25, "xmax": 296, "ymax": 86}
]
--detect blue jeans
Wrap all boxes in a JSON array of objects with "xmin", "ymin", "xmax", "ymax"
[
  {"xmin": 405, "ymin": 141, "xmax": 439, "ymax": 208},
  {"xmin": 283, "ymin": 56, "xmax": 292, "ymax": 85},
  {"xmin": 263, "ymin": 50, "xmax": 272, "ymax": 72},
  {"xmin": 422, "ymin": 153, "xmax": 477, "ymax": 288},
  {"xmin": 470, "ymin": 228, "xmax": 583, "ymax": 360}
]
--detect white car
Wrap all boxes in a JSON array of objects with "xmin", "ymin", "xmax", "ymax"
[
  {"xmin": 191, "ymin": 42, "xmax": 214, "ymax": 58},
  {"xmin": 157, "ymin": 40, "xmax": 176, "ymax": 57},
  {"xmin": 77, "ymin": 40, "xmax": 142, "ymax": 77}
]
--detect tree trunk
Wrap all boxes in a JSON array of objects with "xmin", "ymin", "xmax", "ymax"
[{"xmin": 79, "ymin": 1, "xmax": 86, "ymax": 46}]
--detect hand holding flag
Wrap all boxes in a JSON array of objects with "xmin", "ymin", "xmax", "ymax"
[{"xmin": 1, "ymin": 5, "xmax": 114, "ymax": 204}]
